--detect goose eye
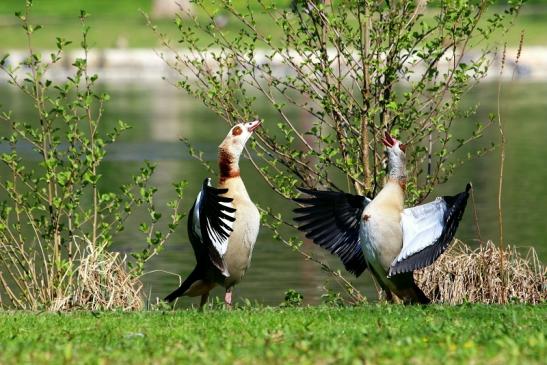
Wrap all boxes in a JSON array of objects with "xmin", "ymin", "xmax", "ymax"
[{"xmin": 232, "ymin": 126, "xmax": 243, "ymax": 136}]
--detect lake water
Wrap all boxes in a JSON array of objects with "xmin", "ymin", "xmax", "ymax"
[{"xmin": 0, "ymin": 81, "xmax": 545, "ymax": 307}]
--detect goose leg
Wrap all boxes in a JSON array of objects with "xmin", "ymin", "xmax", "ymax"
[
  {"xmin": 384, "ymin": 290, "xmax": 395, "ymax": 303},
  {"xmin": 391, "ymin": 273, "xmax": 430, "ymax": 305},
  {"xmin": 224, "ymin": 288, "xmax": 233, "ymax": 309},
  {"xmin": 199, "ymin": 292, "xmax": 209, "ymax": 310},
  {"xmin": 370, "ymin": 268, "xmax": 395, "ymax": 303}
]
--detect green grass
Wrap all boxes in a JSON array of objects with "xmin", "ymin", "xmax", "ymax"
[
  {"xmin": 0, "ymin": 0, "xmax": 290, "ymax": 49},
  {"xmin": 0, "ymin": 1, "xmax": 545, "ymax": 49},
  {"xmin": 0, "ymin": 305, "xmax": 544, "ymax": 364},
  {"xmin": 0, "ymin": 0, "xmax": 290, "ymax": 17}
]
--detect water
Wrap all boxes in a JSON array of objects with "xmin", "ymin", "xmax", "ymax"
[{"xmin": 0, "ymin": 81, "xmax": 545, "ymax": 306}]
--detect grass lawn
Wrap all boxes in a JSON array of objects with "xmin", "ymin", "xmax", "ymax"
[
  {"xmin": 0, "ymin": 304, "xmax": 544, "ymax": 364},
  {"xmin": 0, "ymin": 1, "xmax": 545, "ymax": 49}
]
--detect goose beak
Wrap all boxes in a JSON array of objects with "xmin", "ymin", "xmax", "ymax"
[
  {"xmin": 382, "ymin": 131, "xmax": 395, "ymax": 148},
  {"xmin": 247, "ymin": 120, "xmax": 261, "ymax": 132}
]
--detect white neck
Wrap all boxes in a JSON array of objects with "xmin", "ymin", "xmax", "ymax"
[{"xmin": 387, "ymin": 150, "xmax": 406, "ymax": 184}]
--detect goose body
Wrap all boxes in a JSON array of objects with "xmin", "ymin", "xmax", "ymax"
[
  {"xmin": 165, "ymin": 121, "xmax": 261, "ymax": 307},
  {"xmin": 220, "ymin": 175, "xmax": 260, "ymax": 289},
  {"xmin": 359, "ymin": 180, "xmax": 432, "ymax": 302},
  {"xmin": 294, "ymin": 132, "xmax": 470, "ymax": 304}
]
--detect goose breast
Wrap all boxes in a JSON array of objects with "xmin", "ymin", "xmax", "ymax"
[{"xmin": 222, "ymin": 187, "xmax": 260, "ymax": 288}]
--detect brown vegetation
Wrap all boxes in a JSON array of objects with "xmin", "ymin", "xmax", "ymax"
[
  {"xmin": 62, "ymin": 243, "xmax": 143, "ymax": 311},
  {"xmin": 416, "ymin": 240, "xmax": 546, "ymax": 304},
  {"xmin": 0, "ymin": 239, "xmax": 143, "ymax": 311}
]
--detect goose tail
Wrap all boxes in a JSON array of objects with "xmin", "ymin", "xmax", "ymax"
[{"xmin": 164, "ymin": 267, "xmax": 202, "ymax": 303}]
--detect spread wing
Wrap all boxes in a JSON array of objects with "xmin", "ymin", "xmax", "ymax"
[
  {"xmin": 293, "ymin": 187, "xmax": 371, "ymax": 277},
  {"xmin": 389, "ymin": 183, "xmax": 471, "ymax": 276},
  {"xmin": 190, "ymin": 178, "xmax": 236, "ymax": 276}
]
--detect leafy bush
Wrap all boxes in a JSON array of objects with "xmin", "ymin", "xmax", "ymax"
[{"xmin": 0, "ymin": 1, "xmax": 186, "ymax": 310}]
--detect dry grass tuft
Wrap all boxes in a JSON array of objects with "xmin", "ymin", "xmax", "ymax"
[
  {"xmin": 49, "ymin": 244, "xmax": 144, "ymax": 311},
  {"xmin": 415, "ymin": 240, "xmax": 546, "ymax": 304},
  {"xmin": 1, "ymin": 239, "xmax": 144, "ymax": 311}
]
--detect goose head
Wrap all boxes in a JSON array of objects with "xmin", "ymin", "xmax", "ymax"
[
  {"xmin": 382, "ymin": 131, "xmax": 406, "ymax": 155},
  {"xmin": 218, "ymin": 120, "xmax": 261, "ymax": 182},
  {"xmin": 382, "ymin": 131, "xmax": 407, "ymax": 180},
  {"xmin": 219, "ymin": 120, "xmax": 261, "ymax": 160}
]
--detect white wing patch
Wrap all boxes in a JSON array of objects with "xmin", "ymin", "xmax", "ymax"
[
  {"xmin": 205, "ymin": 200, "xmax": 235, "ymax": 257},
  {"xmin": 192, "ymin": 190, "xmax": 203, "ymax": 240},
  {"xmin": 393, "ymin": 198, "xmax": 447, "ymax": 265}
]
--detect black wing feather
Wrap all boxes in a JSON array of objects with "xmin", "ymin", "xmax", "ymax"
[
  {"xmin": 389, "ymin": 183, "xmax": 471, "ymax": 276},
  {"xmin": 293, "ymin": 187, "xmax": 370, "ymax": 277},
  {"xmin": 189, "ymin": 179, "xmax": 236, "ymax": 274}
]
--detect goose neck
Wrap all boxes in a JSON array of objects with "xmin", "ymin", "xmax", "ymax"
[
  {"xmin": 219, "ymin": 147, "xmax": 241, "ymax": 184},
  {"xmin": 387, "ymin": 152, "xmax": 406, "ymax": 187}
]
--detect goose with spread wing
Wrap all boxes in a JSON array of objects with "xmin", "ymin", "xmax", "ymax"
[
  {"xmin": 165, "ymin": 121, "xmax": 261, "ymax": 308},
  {"xmin": 294, "ymin": 132, "xmax": 470, "ymax": 304}
]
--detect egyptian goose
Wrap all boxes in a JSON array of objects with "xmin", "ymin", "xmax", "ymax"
[
  {"xmin": 165, "ymin": 120, "xmax": 261, "ymax": 308},
  {"xmin": 294, "ymin": 132, "xmax": 470, "ymax": 304}
]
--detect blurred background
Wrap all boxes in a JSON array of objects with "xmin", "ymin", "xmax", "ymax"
[{"xmin": 0, "ymin": 0, "xmax": 545, "ymax": 306}]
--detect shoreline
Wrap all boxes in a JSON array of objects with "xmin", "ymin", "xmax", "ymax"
[{"xmin": 1, "ymin": 47, "xmax": 546, "ymax": 83}]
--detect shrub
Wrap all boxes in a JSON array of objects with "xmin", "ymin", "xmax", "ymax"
[{"xmin": 0, "ymin": 2, "xmax": 186, "ymax": 310}]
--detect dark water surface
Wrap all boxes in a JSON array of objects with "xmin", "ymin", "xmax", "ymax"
[{"xmin": 0, "ymin": 82, "xmax": 545, "ymax": 306}]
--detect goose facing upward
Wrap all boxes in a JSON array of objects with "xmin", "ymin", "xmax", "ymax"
[
  {"xmin": 165, "ymin": 121, "xmax": 261, "ymax": 308},
  {"xmin": 294, "ymin": 132, "xmax": 470, "ymax": 304}
]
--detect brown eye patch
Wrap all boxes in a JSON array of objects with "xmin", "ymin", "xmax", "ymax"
[{"xmin": 232, "ymin": 126, "xmax": 243, "ymax": 136}]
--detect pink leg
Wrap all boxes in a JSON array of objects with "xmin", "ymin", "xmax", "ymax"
[{"xmin": 224, "ymin": 288, "xmax": 233, "ymax": 309}]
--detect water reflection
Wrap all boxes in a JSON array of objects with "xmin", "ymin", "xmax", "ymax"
[{"xmin": 0, "ymin": 82, "xmax": 545, "ymax": 306}]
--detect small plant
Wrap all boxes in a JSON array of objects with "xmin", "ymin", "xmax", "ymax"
[
  {"xmin": 281, "ymin": 289, "xmax": 304, "ymax": 307},
  {"xmin": 0, "ymin": 1, "xmax": 186, "ymax": 310},
  {"xmin": 320, "ymin": 289, "xmax": 345, "ymax": 307}
]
